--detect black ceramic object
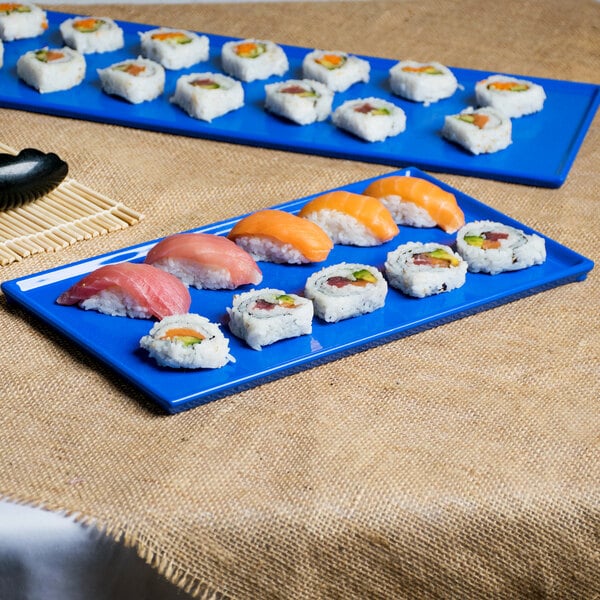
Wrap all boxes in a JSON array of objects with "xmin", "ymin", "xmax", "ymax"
[{"xmin": 0, "ymin": 148, "xmax": 69, "ymax": 210}]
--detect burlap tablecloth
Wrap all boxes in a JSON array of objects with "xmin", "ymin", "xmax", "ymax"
[{"xmin": 1, "ymin": 1, "xmax": 598, "ymax": 598}]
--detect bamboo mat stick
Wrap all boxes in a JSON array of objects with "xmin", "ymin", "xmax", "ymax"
[{"xmin": 0, "ymin": 143, "xmax": 143, "ymax": 266}]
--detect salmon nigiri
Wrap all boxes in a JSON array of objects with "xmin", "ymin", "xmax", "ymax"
[
  {"xmin": 56, "ymin": 262, "xmax": 191, "ymax": 319},
  {"xmin": 363, "ymin": 175, "xmax": 465, "ymax": 234},
  {"xmin": 227, "ymin": 209, "xmax": 333, "ymax": 264},
  {"xmin": 145, "ymin": 232, "xmax": 262, "ymax": 290},
  {"xmin": 298, "ymin": 190, "xmax": 399, "ymax": 246}
]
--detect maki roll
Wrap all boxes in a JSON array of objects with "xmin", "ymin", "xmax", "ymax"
[
  {"xmin": 144, "ymin": 232, "xmax": 262, "ymax": 290},
  {"xmin": 384, "ymin": 242, "xmax": 467, "ymax": 298},
  {"xmin": 475, "ymin": 74, "xmax": 546, "ymax": 118},
  {"xmin": 304, "ymin": 263, "xmax": 387, "ymax": 323},
  {"xmin": 363, "ymin": 175, "xmax": 465, "ymax": 234},
  {"xmin": 140, "ymin": 27, "xmax": 209, "ymax": 70},
  {"xmin": 170, "ymin": 72, "xmax": 244, "ymax": 122},
  {"xmin": 98, "ymin": 57, "xmax": 165, "ymax": 104},
  {"xmin": 0, "ymin": 2, "xmax": 46, "ymax": 41},
  {"xmin": 264, "ymin": 79, "xmax": 333, "ymax": 125},
  {"xmin": 16, "ymin": 47, "xmax": 86, "ymax": 93},
  {"xmin": 227, "ymin": 209, "xmax": 333, "ymax": 264},
  {"xmin": 389, "ymin": 60, "xmax": 458, "ymax": 105},
  {"xmin": 140, "ymin": 313, "xmax": 235, "ymax": 369},
  {"xmin": 441, "ymin": 106, "xmax": 511, "ymax": 155},
  {"xmin": 227, "ymin": 288, "xmax": 313, "ymax": 350},
  {"xmin": 456, "ymin": 220, "xmax": 546, "ymax": 275},
  {"xmin": 221, "ymin": 38, "xmax": 288, "ymax": 82},
  {"xmin": 59, "ymin": 16, "xmax": 124, "ymax": 54},
  {"xmin": 301, "ymin": 49, "xmax": 370, "ymax": 92},
  {"xmin": 332, "ymin": 97, "xmax": 406, "ymax": 142},
  {"xmin": 299, "ymin": 190, "xmax": 399, "ymax": 247}
]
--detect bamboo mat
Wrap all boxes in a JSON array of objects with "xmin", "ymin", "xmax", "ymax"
[{"xmin": 0, "ymin": 142, "xmax": 143, "ymax": 266}]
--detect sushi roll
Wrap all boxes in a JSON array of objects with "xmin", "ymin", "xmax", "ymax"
[
  {"xmin": 227, "ymin": 288, "xmax": 313, "ymax": 350},
  {"xmin": 475, "ymin": 74, "xmax": 546, "ymax": 118},
  {"xmin": 264, "ymin": 78, "xmax": 334, "ymax": 125},
  {"xmin": 221, "ymin": 38, "xmax": 288, "ymax": 82},
  {"xmin": 56, "ymin": 263, "xmax": 191, "ymax": 319},
  {"xmin": 0, "ymin": 2, "xmax": 46, "ymax": 41},
  {"xmin": 16, "ymin": 47, "xmax": 86, "ymax": 93},
  {"xmin": 384, "ymin": 242, "xmax": 467, "ymax": 298},
  {"xmin": 140, "ymin": 313, "xmax": 235, "ymax": 369},
  {"xmin": 389, "ymin": 60, "xmax": 458, "ymax": 105},
  {"xmin": 301, "ymin": 49, "xmax": 370, "ymax": 92},
  {"xmin": 140, "ymin": 27, "xmax": 209, "ymax": 70},
  {"xmin": 363, "ymin": 175, "xmax": 465, "ymax": 234},
  {"xmin": 170, "ymin": 72, "xmax": 244, "ymax": 122},
  {"xmin": 59, "ymin": 16, "xmax": 124, "ymax": 54},
  {"xmin": 299, "ymin": 190, "xmax": 399, "ymax": 247},
  {"xmin": 304, "ymin": 263, "xmax": 387, "ymax": 323},
  {"xmin": 455, "ymin": 220, "xmax": 546, "ymax": 275},
  {"xmin": 441, "ymin": 106, "xmax": 512, "ymax": 155},
  {"xmin": 227, "ymin": 209, "xmax": 333, "ymax": 264},
  {"xmin": 332, "ymin": 97, "xmax": 407, "ymax": 143},
  {"xmin": 98, "ymin": 57, "xmax": 165, "ymax": 104},
  {"xmin": 144, "ymin": 232, "xmax": 262, "ymax": 290}
]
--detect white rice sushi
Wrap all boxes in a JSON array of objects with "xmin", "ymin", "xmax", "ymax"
[
  {"xmin": 59, "ymin": 16, "xmax": 124, "ymax": 54},
  {"xmin": 455, "ymin": 220, "xmax": 546, "ymax": 275},
  {"xmin": 0, "ymin": 2, "xmax": 46, "ymax": 41},
  {"xmin": 221, "ymin": 38, "xmax": 288, "ymax": 82},
  {"xmin": 441, "ymin": 106, "xmax": 512, "ymax": 155},
  {"xmin": 170, "ymin": 72, "xmax": 244, "ymax": 122},
  {"xmin": 475, "ymin": 74, "xmax": 546, "ymax": 118},
  {"xmin": 140, "ymin": 313, "xmax": 235, "ymax": 369},
  {"xmin": 389, "ymin": 60, "xmax": 458, "ymax": 105},
  {"xmin": 16, "ymin": 47, "xmax": 86, "ymax": 93},
  {"xmin": 332, "ymin": 97, "xmax": 407, "ymax": 142},
  {"xmin": 227, "ymin": 288, "xmax": 313, "ymax": 350},
  {"xmin": 301, "ymin": 49, "xmax": 370, "ymax": 92},
  {"xmin": 304, "ymin": 263, "xmax": 387, "ymax": 323},
  {"xmin": 264, "ymin": 78, "xmax": 333, "ymax": 125},
  {"xmin": 139, "ymin": 27, "xmax": 209, "ymax": 70},
  {"xmin": 384, "ymin": 242, "xmax": 467, "ymax": 298},
  {"xmin": 98, "ymin": 57, "xmax": 165, "ymax": 104}
]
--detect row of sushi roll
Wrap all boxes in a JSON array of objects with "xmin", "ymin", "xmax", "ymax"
[
  {"xmin": 2, "ymin": 4, "xmax": 546, "ymax": 148},
  {"xmin": 55, "ymin": 174, "xmax": 546, "ymax": 369}
]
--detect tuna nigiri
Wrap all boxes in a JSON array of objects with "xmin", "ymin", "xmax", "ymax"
[
  {"xmin": 56, "ymin": 262, "xmax": 191, "ymax": 319},
  {"xmin": 227, "ymin": 209, "xmax": 333, "ymax": 264},
  {"xmin": 144, "ymin": 232, "xmax": 262, "ymax": 290},
  {"xmin": 363, "ymin": 175, "xmax": 465, "ymax": 234},
  {"xmin": 298, "ymin": 190, "xmax": 399, "ymax": 246}
]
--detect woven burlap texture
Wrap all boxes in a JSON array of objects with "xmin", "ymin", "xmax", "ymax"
[{"xmin": 1, "ymin": 1, "xmax": 598, "ymax": 598}]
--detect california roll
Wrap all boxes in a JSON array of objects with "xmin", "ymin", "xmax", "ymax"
[
  {"xmin": 227, "ymin": 288, "xmax": 313, "ymax": 350},
  {"xmin": 332, "ymin": 97, "xmax": 407, "ymax": 143},
  {"xmin": 221, "ymin": 38, "xmax": 288, "ymax": 82},
  {"xmin": 140, "ymin": 313, "xmax": 235, "ymax": 369},
  {"xmin": 385, "ymin": 242, "xmax": 467, "ymax": 298},
  {"xmin": 59, "ymin": 16, "xmax": 124, "ymax": 54},
  {"xmin": 304, "ymin": 263, "xmax": 387, "ymax": 323},
  {"xmin": 140, "ymin": 27, "xmax": 209, "ymax": 70},
  {"xmin": 98, "ymin": 56, "xmax": 165, "ymax": 104},
  {"xmin": 264, "ymin": 78, "xmax": 333, "ymax": 125},
  {"xmin": 389, "ymin": 60, "xmax": 458, "ymax": 105},
  {"xmin": 16, "ymin": 46, "xmax": 86, "ymax": 93},
  {"xmin": 301, "ymin": 49, "xmax": 370, "ymax": 92},
  {"xmin": 170, "ymin": 72, "xmax": 244, "ymax": 122},
  {"xmin": 475, "ymin": 74, "xmax": 546, "ymax": 118},
  {"xmin": 456, "ymin": 220, "xmax": 546, "ymax": 275}
]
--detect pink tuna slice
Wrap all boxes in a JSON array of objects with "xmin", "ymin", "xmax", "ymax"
[
  {"xmin": 56, "ymin": 262, "xmax": 191, "ymax": 319},
  {"xmin": 144, "ymin": 232, "xmax": 262, "ymax": 289}
]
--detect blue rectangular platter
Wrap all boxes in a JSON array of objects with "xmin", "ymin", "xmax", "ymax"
[
  {"xmin": 1, "ymin": 168, "xmax": 594, "ymax": 413},
  {"xmin": 0, "ymin": 10, "xmax": 598, "ymax": 188}
]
